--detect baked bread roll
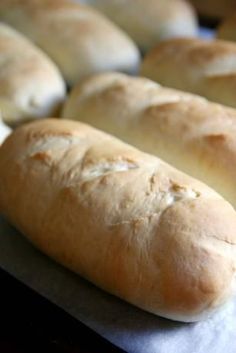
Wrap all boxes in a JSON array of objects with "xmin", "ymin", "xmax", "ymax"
[
  {"xmin": 0, "ymin": 22, "xmax": 65, "ymax": 126},
  {"xmin": 190, "ymin": 0, "xmax": 236, "ymax": 20},
  {"xmin": 79, "ymin": 0, "xmax": 198, "ymax": 51},
  {"xmin": 0, "ymin": 120, "xmax": 11, "ymax": 144},
  {"xmin": 141, "ymin": 37, "xmax": 236, "ymax": 109},
  {"xmin": 62, "ymin": 72, "xmax": 236, "ymax": 207},
  {"xmin": 218, "ymin": 13, "xmax": 236, "ymax": 43},
  {"xmin": 1, "ymin": 118, "xmax": 236, "ymax": 322},
  {"xmin": 0, "ymin": 0, "xmax": 140, "ymax": 85}
]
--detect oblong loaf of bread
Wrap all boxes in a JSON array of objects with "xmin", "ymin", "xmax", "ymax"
[
  {"xmin": 0, "ymin": 120, "xmax": 11, "ymax": 144},
  {"xmin": 141, "ymin": 37, "xmax": 236, "ymax": 109},
  {"xmin": 62, "ymin": 72, "xmax": 236, "ymax": 207},
  {"xmin": 1, "ymin": 119, "xmax": 236, "ymax": 322},
  {"xmin": 0, "ymin": 0, "xmax": 140, "ymax": 85},
  {"xmin": 0, "ymin": 22, "xmax": 65, "ymax": 126},
  {"xmin": 80, "ymin": 0, "xmax": 197, "ymax": 51}
]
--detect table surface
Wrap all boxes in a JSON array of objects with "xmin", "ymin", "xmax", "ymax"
[{"xmin": 0, "ymin": 269, "xmax": 125, "ymax": 353}]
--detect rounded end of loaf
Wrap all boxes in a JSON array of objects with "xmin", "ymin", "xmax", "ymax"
[
  {"xmin": 142, "ymin": 0, "xmax": 198, "ymax": 49},
  {"xmin": 0, "ymin": 22, "xmax": 66, "ymax": 126},
  {"xmin": 83, "ymin": 0, "xmax": 198, "ymax": 52},
  {"xmin": 59, "ymin": 5, "xmax": 141, "ymax": 86},
  {"xmin": 148, "ymin": 197, "xmax": 236, "ymax": 322}
]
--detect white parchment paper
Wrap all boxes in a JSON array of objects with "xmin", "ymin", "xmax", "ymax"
[{"xmin": 0, "ymin": 215, "xmax": 236, "ymax": 353}]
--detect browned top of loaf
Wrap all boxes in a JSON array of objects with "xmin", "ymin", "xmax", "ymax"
[
  {"xmin": 144, "ymin": 37, "xmax": 236, "ymax": 68},
  {"xmin": 0, "ymin": 0, "xmax": 140, "ymax": 85},
  {"xmin": 141, "ymin": 37, "xmax": 236, "ymax": 109}
]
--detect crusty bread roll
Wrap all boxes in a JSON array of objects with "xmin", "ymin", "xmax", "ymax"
[
  {"xmin": 0, "ymin": 120, "xmax": 11, "ymax": 144},
  {"xmin": 62, "ymin": 72, "xmax": 236, "ymax": 207},
  {"xmin": 1, "ymin": 118, "xmax": 236, "ymax": 322},
  {"xmin": 79, "ymin": 0, "xmax": 198, "ymax": 51},
  {"xmin": 141, "ymin": 37, "xmax": 236, "ymax": 109},
  {"xmin": 0, "ymin": 0, "xmax": 140, "ymax": 85},
  {"xmin": 218, "ymin": 13, "xmax": 236, "ymax": 42},
  {"xmin": 0, "ymin": 22, "xmax": 65, "ymax": 126},
  {"xmin": 190, "ymin": 0, "xmax": 236, "ymax": 20}
]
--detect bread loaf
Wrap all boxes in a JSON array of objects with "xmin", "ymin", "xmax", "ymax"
[
  {"xmin": 0, "ymin": 0, "xmax": 140, "ymax": 85},
  {"xmin": 1, "ymin": 118, "xmax": 236, "ymax": 322},
  {"xmin": 218, "ymin": 13, "xmax": 236, "ymax": 43},
  {"xmin": 62, "ymin": 72, "xmax": 236, "ymax": 207},
  {"xmin": 0, "ymin": 22, "xmax": 65, "ymax": 126},
  {"xmin": 0, "ymin": 120, "xmax": 11, "ymax": 144},
  {"xmin": 79, "ymin": 0, "xmax": 198, "ymax": 51},
  {"xmin": 141, "ymin": 37, "xmax": 236, "ymax": 109},
  {"xmin": 190, "ymin": 0, "xmax": 236, "ymax": 20}
]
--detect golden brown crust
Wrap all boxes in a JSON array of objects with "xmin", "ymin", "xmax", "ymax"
[
  {"xmin": 0, "ymin": 22, "xmax": 65, "ymax": 125},
  {"xmin": 0, "ymin": 0, "xmax": 140, "ymax": 85},
  {"xmin": 82, "ymin": 0, "xmax": 197, "ymax": 51},
  {"xmin": 145, "ymin": 37, "xmax": 236, "ymax": 64},
  {"xmin": 0, "ymin": 118, "xmax": 236, "ymax": 322},
  {"xmin": 141, "ymin": 37, "xmax": 236, "ymax": 109},
  {"xmin": 62, "ymin": 72, "xmax": 236, "ymax": 207}
]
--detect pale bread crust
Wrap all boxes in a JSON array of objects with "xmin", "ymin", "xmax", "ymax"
[
  {"xmin": 0, "ymin": 118, "xmax": 236, "ymax": 322},
  {"xmin": 0, "ymin": 23, "xmax": 65, "ymax": 125},
  {"xmin": 0, "ymin": 0, "xmax": 140, "ymax": 85},
  {"xmin": 80, "ymin": 0, "xmax": 197, "ymax": 51},
  {"xmin": 141, "ymin": 37, "xmax": 236, "ymax": 109},
  {"xmin": 62, "ymin": 72, "xmax": 236, "ymax": 207}
]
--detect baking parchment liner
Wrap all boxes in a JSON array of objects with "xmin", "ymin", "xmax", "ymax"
[{"xmin": 0, "ymin": 215, "xmax": 235, "ymax": 353}]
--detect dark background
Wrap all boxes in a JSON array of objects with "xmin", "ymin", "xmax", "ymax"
[{"xmin": 0, "ymin": 269, "xmax": 124, "ymax": 353}]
